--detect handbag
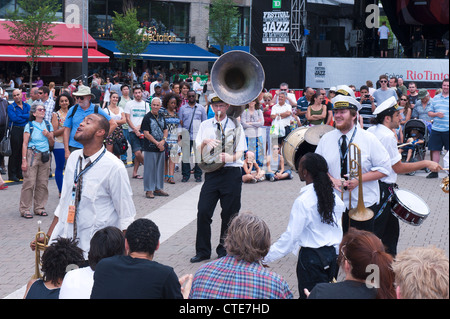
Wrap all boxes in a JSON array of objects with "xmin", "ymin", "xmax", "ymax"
[
  {"xmin": 112, "ymin": 135, "xmax": 128, "ymax": 156},
  {"xmin": 270, "ymin": 116, "xmax": 285, "ymax": 137},
  {"xmin": 0, "ymin": 123, "xmax": 12, "ymax": 157}
]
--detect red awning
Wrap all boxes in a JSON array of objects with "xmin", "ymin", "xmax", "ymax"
[{"xmin": 0, "ymin": 45, "xmax": 109, "ymax": 62}]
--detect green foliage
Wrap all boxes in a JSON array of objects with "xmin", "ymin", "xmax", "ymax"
[
  {"xmin": 112, "ymin": 8, "xmax": 150, "ymax": 87},
  {"xmin": 209, "ymin": 0, "xmax": 241, "ymax": 55},
  {"xmin": 4, "ymin": 0, "xmax": 61, "ymax": 88}
]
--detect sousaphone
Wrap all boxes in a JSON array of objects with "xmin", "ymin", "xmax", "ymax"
[{"xmin": 198, "ymin": 51, "xmax": 265, "ymax": 173}]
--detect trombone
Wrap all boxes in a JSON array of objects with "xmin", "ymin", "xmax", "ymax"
[
  {"xmin": 32, "ymin": 221, "xmax": 49, "ymax": 280},
  {"xmin": 347, "ymin": 143, "xmax": 374, "ymax": 222}
]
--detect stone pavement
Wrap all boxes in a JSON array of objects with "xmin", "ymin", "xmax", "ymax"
[{"xmin": 1, "ymin": 155, "xmax": 448, "ymax": 299}]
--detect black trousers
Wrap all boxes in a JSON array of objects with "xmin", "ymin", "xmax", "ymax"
[
  {"xmin": 374, "ymin": 181, "xmax": 399, "ymax": 256},
  {"xmin": 342, "ymin": 203, "xmax": 378, "ymax": 234},
  {"xmin": 195, "ymin": 166, "xmax": 242, "ymax": 258},
  {"xmin": 297, "ymin": 246, "xmax": 337, "ymax": 299},
  {"xmin": 0, "ymin": 124, "xmax": 5, "ymax": 166},
  {"xmin": 8, "ymin": 126, "xmax": 24, "ymax": 180},
  {"xmin": 182, "ymin": 140, "xmax": 202, "ymax": 179}
]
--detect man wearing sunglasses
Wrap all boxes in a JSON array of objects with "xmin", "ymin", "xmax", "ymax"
[
  {"xmin": 373, "ymin": 74, "xmax": 398, "ymax": 105},
  {"xmin": 63, "ymin": 86, "xmax": 116, "ymax": 160}
]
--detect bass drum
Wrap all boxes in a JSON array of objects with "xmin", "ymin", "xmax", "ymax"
[{"xmin": 282, "ymin": 125, "xmax": 334, "ymax": 171}]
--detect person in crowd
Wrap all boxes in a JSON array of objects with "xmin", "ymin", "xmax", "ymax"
[
  {"xmin": 141, "ymin": 97, "xmax": 168, "ymax": 199},
  {"xmin": 242, "ymin": 151, "xmax": 265, "ymax": 183},
  {"xmin": 104, "ymin": 92, "xmax": 126, "ymax": 158},
  {"xmin": 20, "ymin": 101, "xmax": 54, "ymax": 219},
  {"xmin": 68, "ymin": 79, "xmax": 77, "ymax": 96},
  {"xmin": 102, "ymin": 76, "xmax": 112, "ymax": 108},
  {"xmin": 117, "ymin": 84, "xmax": 133, "ymax": 164},
  {"xmin": 407, "ymin": 82, "xmax": 419, "ymax": 108},
  {"xmin": 315, "ymin": 94, "xmax": 391, "ymax": 233},
  {"xmin": 189, "ymin": 212, "xmax": 293, "ymax": 299},
  {"xmin": 110, "ymin": 77, "xmax": 122, "ymax": 97},
  {"xmin": 265, "ymin": 144, "xmax": 292, "ymax": 182},
  {"xmin": 373, "ymin": 74, "xmax": 398, "ymax": 105},
  {"xmin": 357, "ymin": 85, "xmax": 377, "ymax": 129},
  {"xmin": 398, "ymin": 94, "xmax": 411, "ymax": 128},
  {"xmin": 306, "ymin": 91, "xmax": 327, "ymax": 125},
  {"xmin": 193, "ymin": 76, "xmax": 203, "ymax": 103},
  {"xmin": 26, "ymin": 87, "xmax": 40, "ymax": 106},
  {"xmin": 241, "ymin": 98, "xmax": 265, "ymax": 167},
  {"xmin": 378, "ymin": 21, "xmax": 390, "ymax": 58},
  {"xmin": 38, "ymin": 113, "xmax": 136, "ymax": 259},
  {"xmin": 306, "ymin": 228, "xmax": 396, "ymax": 299},
  {"xmin": 124, "ymin": 85, "xmax": 148, "ymax": 179},
  {"xmin": 319, "ymin": 88, "xmax": 334, "ymax": 126},
  {"xmin": 392, "ymin": 246, "xmax": 449, "ymax": 299},
  {"xmin": 271, "ymin": 91, "xmax": 293, "ymax": 147},
  {"xmin": 51, "ymin": 93, "xmax": 74, "ymax": 195},
  {"xmin": 59, "ymin": 226, "xmax": 125, "ymax": 299},
  {"xmin": 0, "ymin": 94, "xmax": 9, "ymax": 175},
  {"xmin": 190, "ymin": 93, "xmax": 247, "ymax": 263},
  {"xmin": 397, "ymin": 77, "xmax": 407, "ymax": 96},
  {"xmin": 7, "ymin": 89, "xmax": 31, "ymax": 182},
  {"xmin": 33, "ymin": 76, "xmax": 44, "ymax": 88},
  {"xmin": 162, "ymin": 93, "xmax": 181, "ymax": 184},
  {"xmin": 38, "ymin": 86, "xmax": 55, "ymax": 124},
  {"xmin": 411, "ymin": 89, "xmax": 433, "ymax": 126},
  {"xmin": 368, "ymin": 97, "xmax": 441, "ymax": 256},
  {"xmin": 264, "ymin": 153, "xmax": 345, "ymax": 298},
  {"xmin": 411, "ymin": 26, "xmax": 424, "ymax": 58},
  {"xmin": 90, "ymin": 218, "xmax": 192, "ymax": 299},
  {"xmin": 296, "ymin": 87, "xmax": 315, "ymax": 124},
  {"xmin": 179, "ymin": 81, "xmax": 190, "ymax": 108},
  {"xmin": 63, "ymin": 86, "xmax": 115, "ymax": 160},
  {"xmin": 389, "ymin": 77, "xmax": 403, "ymax": 99},
  {"xmin": 426, "ymin": 79, "xmax": 449, "ymax": 179},
  {"xmin": 24, "ymin": 237, "xmax": 84, "ymax": 299},
  {"xmin": 261, "ymin": 92, "xmax": 275, "ymax": 152},
  {"xmin": 179, "ymin": 90, "xmax": 206, "ymax": 183},
  {"xmin": 271, "ymin": 82, "xmax": 297, "ymax": 106}
]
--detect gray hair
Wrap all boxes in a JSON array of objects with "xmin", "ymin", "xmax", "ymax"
[{"xmin": 30, "ymin": 101, "xmax": 45, "ymax": 121}]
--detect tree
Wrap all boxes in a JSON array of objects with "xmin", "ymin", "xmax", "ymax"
[
  {"xmin": 4, "ymin": 0, "xmax": 61, "ymax": 90},
  {"xmin": 209, "ymin": 0, "xmax": 241, "ymax": 55},
  {"xmin": 112, "ymin": 8, "xmax": 150, "ymax": 88}
]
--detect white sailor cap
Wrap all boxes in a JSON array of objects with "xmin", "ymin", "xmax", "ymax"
[
  {"xmin": 335, "ymin": 85, "xmax": 356, "ymax": 99},
  {"xmin": 208, "ymin": 92, "xmax": 225, "ymax": 104},
  {"xmin": 331, "ymin": 95, "xmax": 361, "ymax": 112},
  {"xmin": 373, "ymin": 96, "xmax": 403, "ymax": 115}
]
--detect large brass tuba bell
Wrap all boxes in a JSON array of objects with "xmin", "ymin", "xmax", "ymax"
[{"xmin": 210, "ymin": 50, "xmax": 265, "ymax": 117}]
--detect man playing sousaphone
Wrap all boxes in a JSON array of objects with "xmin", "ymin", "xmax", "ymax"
[{"xmin": 190, "ymin": 93, "xmax": 247, "ymax": 263}]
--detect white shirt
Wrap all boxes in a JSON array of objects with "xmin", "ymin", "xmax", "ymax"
[
  {"xmin": 271, "ymin": 103, "xmax": 292, "ymax": 128},
  {"xmin": 59, "ymin": 266, "xmax": 94, "ymax": 299},
  {"xmin": 123, "ymin": 99, "xmax": 149, "ymax": 132},
  {"xmin": 49, "ymin": 146, "xmax": 136, "ymax": 259},
  {"xmin": 367, "ymin": 124, "xmax": 401, "ymax": 184},
  {"xmin": 195, "ymin": 116, "xmax": 247, "ymax": 168},
  {"xmin": 264, "ymin": 183, "xmax": 345, "ymax": 263},
  {"xmin": 315, "ymin": 125, "xmax": 391, "ymax": 209}
]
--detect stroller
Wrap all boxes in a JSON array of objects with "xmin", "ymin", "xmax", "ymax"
[{"xmin": 400, "ymin": 119, "xmax": 430, "ymax": 175}]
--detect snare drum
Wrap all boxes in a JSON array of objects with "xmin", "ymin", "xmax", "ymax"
[{"xmin": 391, "ymin": 189, "xmax": 430, "ymax": 226}]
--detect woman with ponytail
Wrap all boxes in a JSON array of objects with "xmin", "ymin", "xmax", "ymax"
[
  {"xmin": 307, "ymin": 228, "xmax": 396, "ymax": 299},
  {"xmin": 263, "ymin": 152, "xmax": 346, "ymax": 299}
]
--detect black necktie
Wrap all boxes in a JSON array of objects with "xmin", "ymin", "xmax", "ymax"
[{"xmin": 340, "ymin": 135, "xmax": 348, "ymax": 178}]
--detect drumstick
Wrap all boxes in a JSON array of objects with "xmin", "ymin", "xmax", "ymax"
[
  {"xmin": 442, "ymin": 168, "xmax": 449, "ymax": 171},
  {"xmin": 397, "ymin": 142, "xmax": 412, "ymax": 148}
]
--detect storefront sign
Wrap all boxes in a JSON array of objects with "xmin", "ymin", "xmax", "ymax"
[
  {"xmin": 141, "ymin": 26, "xmax": 176, "ymax": 43},
  {"xmin": 262, "ymin": 11, "xmax": 290, "ymax": 44},
  {"xmin": 306, "ymin": 57, "xmax": 449, "ymax": 88}
]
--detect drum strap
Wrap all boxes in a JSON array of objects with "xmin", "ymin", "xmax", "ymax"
[{"xmin": 374, "ymin": 182, "xmax": 396, "ymax": 219}]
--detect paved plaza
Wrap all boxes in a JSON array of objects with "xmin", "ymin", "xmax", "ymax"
[{"xmin": 0, "ymin": 153, "xmax": 448, "ymax": 299}]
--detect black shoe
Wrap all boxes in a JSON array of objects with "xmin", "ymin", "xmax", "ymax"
[
  {"xmin": 195, "ymin": 177, "xmax": 202, "ymax": 183},
  {"xmin": 181, "ymin": 177, "xmax": 189, "ymax": 183},
  {"xmin": 426, "ymin": 172, "xmax": 438, "ymax": 179},
  {"xmin": 9, "ymin": 176, "xmax": 20, "ymax": 182},
  {"xmin": 190, "ymin": 255, "xmax": 210, "ymax": 263}
]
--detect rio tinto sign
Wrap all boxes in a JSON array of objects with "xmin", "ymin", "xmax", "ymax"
[{"xmin": 306, "ymin": 57, "xmax": 449, "ymax": 88}]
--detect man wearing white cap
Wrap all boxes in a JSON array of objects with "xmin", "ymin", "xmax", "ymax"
[
  {"xmin": 315, "ymin": 94, "xmax": 391, "ymax": 233},
  {"xmin": 368, "ymin": 96, "xmax": 441, "ymax": 255}
]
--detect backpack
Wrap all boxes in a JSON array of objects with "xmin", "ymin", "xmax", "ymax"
[{"xmin": 68, "ymin": 104, "xmax": 100, "ymax": 118}]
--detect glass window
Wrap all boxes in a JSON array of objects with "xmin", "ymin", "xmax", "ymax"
[{"xmin": 0, "ymin": 0, "xmax": 63, "ymax": 21}]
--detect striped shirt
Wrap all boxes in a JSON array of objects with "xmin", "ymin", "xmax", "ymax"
[
  {"xmin": 42, "ymin": 98, "xmax": 55, "ymax": 123},
  {"xmin": 430, "ymin": 93, "xmax": 449, "ymax": 132},
  {"xmin": 189, "ymin": 255, "xmax": 293, "ymax": 299}
]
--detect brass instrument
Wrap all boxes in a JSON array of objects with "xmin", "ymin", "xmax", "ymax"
[
  {"xmin": 441, "ymin": 172, "xmax": 449, "ymax": 193},
  {"xmin": 347, "ymin": 143, "xmax": 374, "ymax": 221},
  {"xmin": 199, "ymin": 50, "xmax": 265, "ymax": 173},
  {"xmin": 32, "ymin": 221, "xmax": 48, "ymax": 280}
]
